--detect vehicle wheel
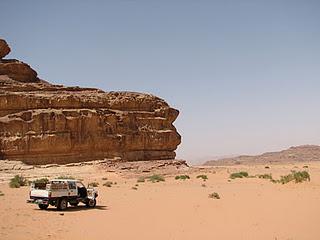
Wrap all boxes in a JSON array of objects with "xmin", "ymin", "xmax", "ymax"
[
  {"xmin": 86, "ymin": 199, "xmax": 96, "ymax": 208},
  {"xmin": 38, "ymin": 204, "xmax": 49, "ymax": 210},
  {"xmin": 57, "ymin": 198, "xmax": 68, "ymax": 211}
]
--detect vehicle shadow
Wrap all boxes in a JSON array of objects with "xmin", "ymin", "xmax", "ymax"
[{"xmin": 36, "ymin": 205, "xmax": 108, "ymax": 212}]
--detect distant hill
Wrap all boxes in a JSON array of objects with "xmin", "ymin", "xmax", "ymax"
[{"xmin": 203, "ymin": 145, "xmax": 320, "ymax": 166}]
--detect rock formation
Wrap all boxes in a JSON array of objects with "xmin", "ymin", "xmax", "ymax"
[
  {"xmin": 204, "ymin": 145, "xmax": 320, "ymax": 166},
  {"xmin": 0, "ymin": 39, "xmax": 181, "ymax": 164}
]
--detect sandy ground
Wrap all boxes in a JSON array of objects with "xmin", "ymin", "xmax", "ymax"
[{"xmin": 1, "ymin": 161, "xmax": 320, "ymax": 240}]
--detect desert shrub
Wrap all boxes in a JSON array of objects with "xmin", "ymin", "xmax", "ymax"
[
  {"xmin": 9, "ymin": 175, "xmax": 27, "ymax": 188},
  {"xmin": 57, "ymin": 175, "xmax": 75, "ymax": 179},
  {"xmin": 103, "ymin": 181, "xmax": 113, "ymax": 187},
  {"xmin": 303, "ymin": 165, "xmax": 308, "ymax": 168},
  {"xmin": 265, "ymin": 166, "xmax": 270, "ymax": 169},
  {"xmin": 113, "ymin": 182, "xmax": 117, "ymax": 185},
  {"xmin": 208, "ymin": 192, "xmax": 220, "ymax": 199},
  {"xmin": 201, "ymin": 184, "xmax": 206, "ymax": 187},
  {"xmin": 147, "ymin": 175, "xmax": 165, "ymax": 183},
  {"xmin": 0, "ymin": 191, "xmax": 4, "ymax": 196},
  {"xmin": 274, "ymin": 171, "xmax": 310, "ymax": 184},
  {"xmin": 229, "ymin": 171, "xmax": 249, "ymax": 179},
  {"xmin": 102, "ymin": 177, "xmax": 108, "ymax": 180},
  {"xmin": 196, "ymin": 175, "xmax": 208, "ymax": 181},
  {"xmin": 32, "ymin": 178, "xmax": 49, "ymax": 184},
  {"xmin": 175, "ymin": 175, "xmax": 190, "ymax": 180},
  {"xmin": 137, "ymin": 177, "xmax": 145, "ymax": 183},
  {"xmin": 292, "ymin": 171, "xmax": 310, "ymax": 183},
  {"xmin": 88, "ymin": 182, "xmax": 99, "ymax": 187},
  {"xmin": 131, "ymin": 187, "xmax": 138, "ymax": 190},
  {"xmin": 257, "ymin": 174, "xmax": 273, "ymax": 180}
]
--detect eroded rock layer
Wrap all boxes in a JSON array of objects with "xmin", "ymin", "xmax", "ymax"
[{"xmin": 0, "ymin": 39, "xmax": 181, "ymax": 164}]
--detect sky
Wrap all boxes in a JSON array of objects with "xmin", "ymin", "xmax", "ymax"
[{"xmin": 1, "ymin": 0, "xmax": 320, "ymax": 164}]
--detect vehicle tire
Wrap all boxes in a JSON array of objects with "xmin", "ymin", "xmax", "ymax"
[
  {"xmin": 38, "ymin": 204, "xmax": 49, "ymax": 210},
  {"xmin": 86, "ymin": 199, "xmax": 96, "ymax": 208},
  {"xmin": 57, "ymin": 198, "xmax": 68, "ymax": 211}
]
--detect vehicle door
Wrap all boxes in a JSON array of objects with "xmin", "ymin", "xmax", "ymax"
[{"xmin": 68, "ymin": 181, "xmax": 77, "ymax": 197}]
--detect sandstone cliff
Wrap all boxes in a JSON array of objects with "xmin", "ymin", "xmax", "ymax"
[{"xmin": 0, "ymin": 39, "xmax": 181, "ymax": 164}]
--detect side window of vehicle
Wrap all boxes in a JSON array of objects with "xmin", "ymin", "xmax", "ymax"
[{"xmin": 68, "ymin": 182, "xmax": 76, "ymax": 190}]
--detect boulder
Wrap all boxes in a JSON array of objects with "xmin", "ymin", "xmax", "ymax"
[
  {"xmin": 0, "ymin": 59, "xmax": 38, "ymax": 82},
  {"xmin": 0, "ymin": 39, "xmax": 10, "ymax": 59}
]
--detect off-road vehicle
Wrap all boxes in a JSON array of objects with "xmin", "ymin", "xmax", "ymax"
[{"xmin": 27, "ymin": 179, "xmax": 98, "ymax": 210}]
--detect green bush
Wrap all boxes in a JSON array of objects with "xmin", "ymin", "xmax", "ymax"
[
  {"xmin": 196, "ymin": 175, "xmax": 208, "ymax": 181},
  {"xmin": 208, "ymin": 192, "xmax": 220, "ymax": 199},
  {"xmin": 103, "ymin": 181, "xmax": 113, "ymax": 187},
  {"xmin": 272, "ymin": 171, "xmax": 310, "ymax": 184},
  {"xmin": 229, "ymin": 171, "xmax": 249, "ymax": 179},
  {"xmin": 147, "ymin": 175, "xmax": 165, "ymax": 183},
  {"xmin": 175, "ymin": 175, "xmax": 190, "ymax": 180},
  {"xmin": 32, "ymin": 178, "xmax": 49, "ymax": 184},
  {"xmin": 257, "ymin": 174, "xmax": 273, "ymax": 180},
  {"xmin": 9, "ymin": 175, "xmax": 27, "ymax": 188}
]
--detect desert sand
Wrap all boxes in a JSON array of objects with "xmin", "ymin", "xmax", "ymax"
[{"xmin": 1, "ymin": 161, "xmax": 320, "ymax": 240}]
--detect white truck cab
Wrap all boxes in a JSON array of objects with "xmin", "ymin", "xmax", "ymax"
[{"xmin": 27, "ymin": 179, "xmax": 98, "ymax": 210}]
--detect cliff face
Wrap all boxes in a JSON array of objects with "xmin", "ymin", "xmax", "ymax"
[{"xmin": 0, "ymin": 39, "xmax": 181, "ymax": 164}]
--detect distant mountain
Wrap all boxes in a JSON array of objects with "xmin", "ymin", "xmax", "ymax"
[{"xmin": 203, "ymin": 145, "xmax": 320, "ymax": 166}]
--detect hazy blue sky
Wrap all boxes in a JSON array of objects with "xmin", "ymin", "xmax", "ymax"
[{"xmin": 1, "ymin": 1, "xmax": 320, "ymax": 164}]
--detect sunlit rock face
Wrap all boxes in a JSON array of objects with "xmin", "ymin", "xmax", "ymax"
[{"xmin": 0, "ymin": 39, "xmax": 181, "ymax": 164}]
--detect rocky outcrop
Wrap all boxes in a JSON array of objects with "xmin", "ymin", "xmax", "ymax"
[
  {"xmin": 0, "ymin": 39, "xmax": 181, "ymax": 164},
  {"xmin": 204, "ymin": 145, "xmax": 320, "ymax": 166},
  {"xmin": 0, "ymin": 39, "xmax": 10, "ymax": 59}
]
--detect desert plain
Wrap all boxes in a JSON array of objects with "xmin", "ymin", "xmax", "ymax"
[{"xmin": 0, "ymin": 160, "xmax": 319, "ymax": 240}]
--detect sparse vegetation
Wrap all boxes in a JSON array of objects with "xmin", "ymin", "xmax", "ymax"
[
  {"xmin": 146, "ymin": 175, "xmax": 165, "ymax": 183},
  {"xmin": 102, "ymin": 177, "xmax": 108, "ymax": 180},
  {"xmin": 270, "ymin": 170, "xmax": 310, "ymax": 184},
  {"xmin": 0, "ymin": 191, "xmax": 4, "ymax": 196},
  {"xmin": 88, "ymin": 182, "xmax": 99, "ymax": 187},
  {"xmin": 103, "ymin": 181, "xmax": 113, "ymax": 187},
  {"xmin": 9, "ymin": 175, "xmax": 27, "ymax": 188},
  {"xmin": 208, "ymin": 192, "xmax": 220, "ymax": 199},
  {"xmin": 303, "ymin": 165, "xmax": 308, "ymax": 168},
  {"xmin": 137, "ymin": 177, "xmax": 145, "ymax": 183},
  {"xmin": 282, "ymin": 171, "xmax": 310, "ymax": 184},
  {"xmin": 57, "ymin": 175, "xmax": 75, "ymax": 179},
  {"xmin": 196, "ymin": 175, "xmax": 208, "ymax": 181},
  {"xmin": 257, "ymin": 174, "xmax": 273, "ymax": 180},
  {"xmin": 32, "ymin": 178, "xmax": 49, "ymax": 184},
  {"xmin": 229, "ymin": 171, "xmax": 249, "ymax": 179},
  {"xmin": 201, "ymin": 184, "xmax": 206, "ymax": 187},
  {"xmin": 131, "ymin": 187, "xmax": 138, "ymax": 190},
  {"xmin": 175, "ymin": 175, "xmax": 190, "ymax": 180}
]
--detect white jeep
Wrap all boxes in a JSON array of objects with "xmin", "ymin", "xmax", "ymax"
[{"xmin": 27, "ymin": 179, "xmax": 98, "ymax": 210}]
